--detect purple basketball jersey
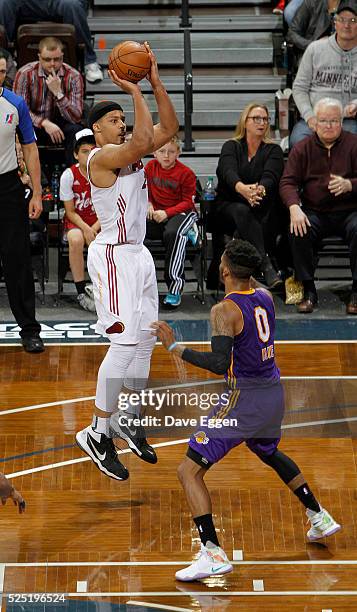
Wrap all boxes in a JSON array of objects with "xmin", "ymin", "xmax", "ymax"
[{"xmin": 223, "ymin": 288, "xmax": 280, "ymax": 388}]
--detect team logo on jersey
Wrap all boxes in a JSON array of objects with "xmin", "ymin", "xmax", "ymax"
[
  {"xmin": 194, "ymin": 431, "xmax": 209, "ymax": 445},
  {"xmin": 106, "ymin": 321, "xmax": 125, "ymax": 334},
  {"xmin": 5, "ymin": 113, "xmax": 14, "ymax": 124}
]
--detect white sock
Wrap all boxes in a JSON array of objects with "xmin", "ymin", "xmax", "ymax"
[{"xmin": 91, "ymin": 415, "xmax": 110, "ymax": 436}]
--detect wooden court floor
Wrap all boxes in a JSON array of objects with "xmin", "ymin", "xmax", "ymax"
[{"xmin": 0, "ymin": 341, "xmax": 357, "ymax": 611}]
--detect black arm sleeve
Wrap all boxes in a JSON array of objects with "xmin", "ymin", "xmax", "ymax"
[{"xmin": 181, "ymin": 335, "xmax": 233, "ymax": 375}]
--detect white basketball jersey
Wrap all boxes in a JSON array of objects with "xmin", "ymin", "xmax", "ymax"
[{"xmin": 87, "ymin": 147, "xmax": 148, "ymax": 245}]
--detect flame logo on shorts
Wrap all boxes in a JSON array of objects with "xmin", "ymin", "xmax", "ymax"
[
  {"xmin": 106, "ymin": 322, "xmax": 125, "ymax": 334},
  {"xmin": 194, "ymin": 431, "xmax": 209, "ymax": 445}
]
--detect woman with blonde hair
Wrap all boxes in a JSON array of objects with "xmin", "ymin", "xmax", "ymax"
[{"xmin": 207, "ymin": 102, "xmax": 285, "ymax": 289}]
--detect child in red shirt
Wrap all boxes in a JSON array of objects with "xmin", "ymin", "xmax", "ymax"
[
  {"xmin": 60, "ymin": 128, "xmax": 99, "ymax": 311},
  {"xmin": 145, "ymin": 136, "xmax": 197, "ymax": 308}
]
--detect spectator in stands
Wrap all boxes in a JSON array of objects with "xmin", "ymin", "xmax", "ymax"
[
  {"xmin": 273, "ymin": 0, "xmax": 304, "ymax": 24},
  {"xmin": 285, "ymin": 0, "xmax": 305, "ymax": 25},
  {"xmin": 280, "ymin": 97, "xmax": 357, "ymax": 314},
  {"xmin": 14, "ymin": 36, "xmax": 84, "ymax": 164},
  {"xmin": 287, "ymin": 0, "xmax": 340, "ymax": 52},
  {"xmin": 290, "ymin": 0, "xmax": 357, "ymax": 147},
  {"xmin": 60, "ymin": 128, "xmax": 98, "ymax": 312},
  {"xmin": 0, "ymin": 47, "xmax": 16, "ymax": 86},
  {"xmin": 206, "ymin": 103, "xmax": 284, "ymax": 290},
  {"xmin": 0, "ymin": 0, "xmax": 103, "ymax": 83},
  {"xmin": 145, "ymin": 136, "xmax": 197, "ymax": 309}
]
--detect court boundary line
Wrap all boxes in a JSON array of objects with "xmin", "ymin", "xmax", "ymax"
[
  {"xmin": 1, "ymin": 590, "xmax": 356, "ymax": 597},
  {"xmin": 0, "ymin": 340, "xmax": 357, "ymax": 347},
  {"xmin": 4, "ymin": 560, "xmax": 357, "ymax": 567},
  {"xmin": 0, "ymin": 564, "xmax": 4, "ymax": 612}
]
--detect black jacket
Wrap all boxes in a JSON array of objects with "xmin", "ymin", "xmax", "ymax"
[
  {"xmin": 215, "ymin": 138, "xmax": 284, "ymax": 206},
  {"xmin": 287, "ymin": 0, "xmax": 335, "ymax": 52}
]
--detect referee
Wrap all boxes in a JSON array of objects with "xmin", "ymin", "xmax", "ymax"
[{"xmin": 0, "ymin": 52, "xmax": 44, "ymax": 352}]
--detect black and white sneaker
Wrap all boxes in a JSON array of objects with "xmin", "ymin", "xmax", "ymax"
[
  {"xmin": 76, "ymin": 426, "xmax": 129, "ymax": 481},
  {"xmin": 109, "ymin": 413, "xmax": 157, "ymax": 464}
]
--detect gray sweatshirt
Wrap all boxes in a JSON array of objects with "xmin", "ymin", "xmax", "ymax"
[{"xmin": 292, "ymin": 34, "xmax": 357, "ymax": 121}]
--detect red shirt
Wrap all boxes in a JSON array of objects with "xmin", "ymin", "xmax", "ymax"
[{"xmin": 145, "ymin": 159, "xmax": 197, "ymax": 218}]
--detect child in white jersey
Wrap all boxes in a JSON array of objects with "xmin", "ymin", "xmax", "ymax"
[{"xmin": 60, "ymin": 129, "xmax": 98, "ymax": 311}]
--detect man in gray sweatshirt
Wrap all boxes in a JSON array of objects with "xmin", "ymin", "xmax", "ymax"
[{"xmin": 291, "ymin": 0, "xmax": 357, "ymax": 146}]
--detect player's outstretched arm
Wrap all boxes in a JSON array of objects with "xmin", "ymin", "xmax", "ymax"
[
  {"xmin": 0, "ymin": 473, "xmax": 25, "ymax": 513},
  {"xmin": 98, "ymin": 75, "xmax": 154, "ymax": 171},
  {"xmin": 151, "ymin": 302, "xmax": 237, "ymax": 375},
  {"xmin": 145, "ymin": 44, "xmax": 179, "ymax": 150}
]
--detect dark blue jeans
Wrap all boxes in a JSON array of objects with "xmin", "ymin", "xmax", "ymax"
[{"xmin": 0, "ymin": 0, "xmax": 96, "ymax": 64}]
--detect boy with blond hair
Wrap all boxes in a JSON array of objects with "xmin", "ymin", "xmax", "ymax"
[{"xmin": 145, "ymin": 135, "xmax": 197, "ymax": 308}]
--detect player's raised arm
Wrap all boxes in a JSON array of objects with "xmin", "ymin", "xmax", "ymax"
[
  {"xmin": 91, "ymin": 76, "xmax": 154, "ymax": 174},
  {"xmin": 145, "ymin": 44, "xmax": 179, "ymax": 150}
]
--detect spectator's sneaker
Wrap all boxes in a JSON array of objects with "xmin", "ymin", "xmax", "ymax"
[
  {"xmin": 273, "ymin": 0, "xmax": 285, "ymax": 14},
  {"xmin": 85, "ymin": 62, "xmax": 104, "ymax": 83},
  {"xmin": 77, "ymin": 293, "xmax": 96, "ymax": 312},
  {"xmin": 85, "ymin": 284, "xmax": 94, "ymax": 299},
  {"xmin": 306, "ymin": 507, "xmax": 341, "ymax": 541},
  {"xmin": 76, "ymin": 426, "xmax": 129, "ymax": 481},
  {"xmin": 110, "ymin": 412, "xmax": 157, "ymax": 464},
  {"xmin": 175, "ymin": 541, "xmax": 233, "ymax": 582},
  {"xmin": 163, "ymin": 292, "xmax": 181, "ymax": 308},
  {"xmin": 187, "ymin": 223, "xmax": 199, "ymax": 246}
]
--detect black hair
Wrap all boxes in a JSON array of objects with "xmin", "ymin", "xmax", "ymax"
[
  {"xmin": 88, "ymin": 101, "xmax": 124, "ymax": 130},
  {"xmin": 223, "ymin": 239, "xmax": 262, "ymax": 279},
  {"xmin": 74, "ymin": 135, "xmax": 96, "ymax": 154}
]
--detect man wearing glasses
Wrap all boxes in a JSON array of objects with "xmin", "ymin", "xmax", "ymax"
[
  {"xmin": 280, "ymin": 97, "xmax": 357, "ymax": 314},
  {"xmin": 290, "ymin": 0, "xmax": 357, "ymax": 147},
  {"xmin": 14, "ymin": 36, "xmax": 84, "ymax": 164}
]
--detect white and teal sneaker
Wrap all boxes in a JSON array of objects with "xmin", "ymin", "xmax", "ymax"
[
  {"xmin": 163, "ymin": 292, "xmax": 181, "ymax": 308},
  {"xmin": 175, "ymin": 541, "xmax": 233, "ymax": 582},
  {"xmin": 306, "ymin": 507, "xmax": 341, "ymax": 541}
]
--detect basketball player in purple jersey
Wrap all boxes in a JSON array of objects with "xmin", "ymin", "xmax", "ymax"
[{"xmin": 152, "ymin": 239, "xmax": 341, "ymax": 581}]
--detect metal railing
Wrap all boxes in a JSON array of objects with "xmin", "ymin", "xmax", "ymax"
[
  {"xmin": 180, "ymin": 0, "xmax": 191, "ymax": 28},
  {"xmin": 181, "ymin": 6, "xmax": 194, "ymax": 151}
]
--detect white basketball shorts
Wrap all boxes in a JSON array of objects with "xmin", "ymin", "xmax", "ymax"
[{"xmin": 87, "ymin": 242, "xmax": 158, "ymax": 344}]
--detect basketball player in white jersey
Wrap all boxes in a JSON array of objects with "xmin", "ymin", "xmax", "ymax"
[{"xmin": 76, "ymin": 45, "xmax": 179, "ymax": 480}]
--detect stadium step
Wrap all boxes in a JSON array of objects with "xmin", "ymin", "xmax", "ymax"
[
  {"xmin": 87, "ymin": 74, "xmax": 285, "ymax": 95},
  {"xmin": 88, "ymin": 14, "xmax": 282, "ymax": 33},
  {"xmin": 93, "ymin": 0, "xmax": 271, "ymax": 6},
  {"xmin": 91, "ymin": 91, "xmax": 276, "ymax": 128},
  {"xmin": 95, "ymin": 32, "xmax": 274, "ymax": 66}
]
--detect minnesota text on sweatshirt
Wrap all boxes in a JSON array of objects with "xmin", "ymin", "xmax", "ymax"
[{"xmin": 292, "ymin": 34, "xmax": 357, "ymax": 121}]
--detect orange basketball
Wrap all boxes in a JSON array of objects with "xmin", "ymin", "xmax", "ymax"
[{"xmin": 108, "ymin": 40, "xmax": 151, "ymax": 83}]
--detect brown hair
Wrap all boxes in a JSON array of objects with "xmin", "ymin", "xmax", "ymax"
[
  {"xmin": 233, "ymin": 102, "xmax": 272, "ymax": 142},
  {"xmin": 39, "ymin": 37, "xmax": 64, "ymax": 53}
]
